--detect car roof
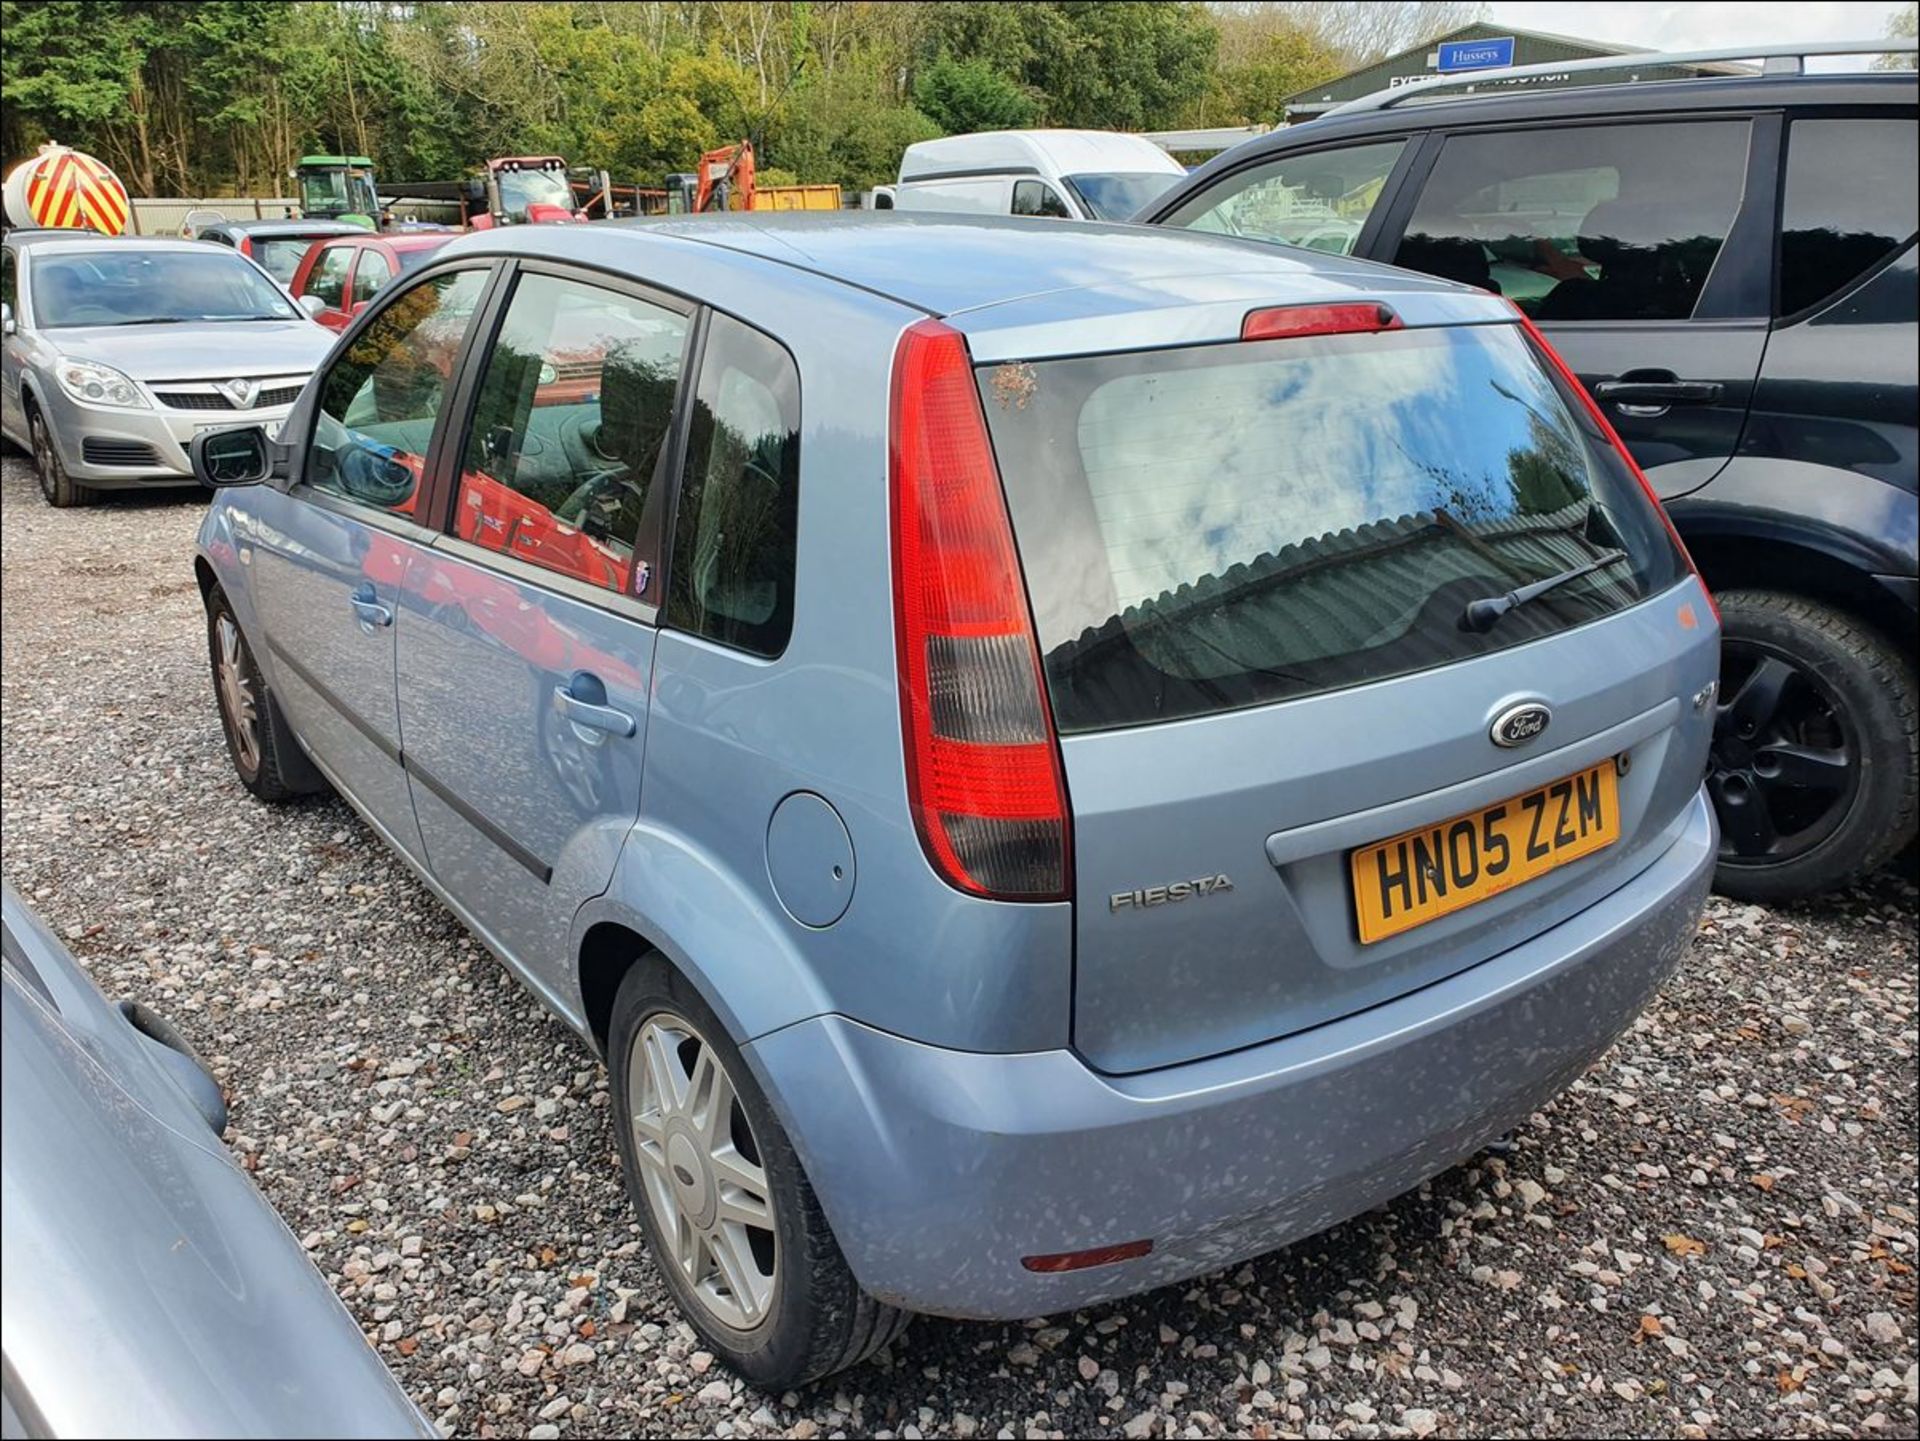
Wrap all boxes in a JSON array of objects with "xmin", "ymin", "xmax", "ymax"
[
  {"xmin": 210, "ymin": 220, "xmax": 365, "ymax": 238},
  {"xmin": 900, "ymin": 129, "xmax": 1182, "ymax": 180},
  {"xmin": 5, "ymin": 231, "xmax": 208, "ymax": 254},
  {"xmin": 440, "ymin": 211, "xmax": 1478, "ymax": 318}
]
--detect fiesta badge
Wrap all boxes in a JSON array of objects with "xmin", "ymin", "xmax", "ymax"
[{"xmin": 1490, "ymin": 702, "xmax": 1551, "ymax": 748}]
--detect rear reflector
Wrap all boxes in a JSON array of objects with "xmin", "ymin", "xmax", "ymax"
[
  {"xmin": 1509, "ymin": 304, "xmax": 1717, "ymax": 623},
  {"xmin": 1021, "ymin": 1239, "xmax": 1154, "ymax": 1273},
  {"xmin": 1241, "ymin": 302, "xmax": 1401, "ymax": 342},
  {"xmin": 889, "ymin": 319, "xmax": 1071, "ymax": 901}
]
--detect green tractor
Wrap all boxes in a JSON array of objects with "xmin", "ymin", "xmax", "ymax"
[{"xmin": 291, "ymin": 155, "xmax": 380, "ymax": 229}]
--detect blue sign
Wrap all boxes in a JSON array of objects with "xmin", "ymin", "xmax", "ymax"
[{"xmin": 1437, "ymin": 36, "xmax": 1515, "ymax": 72}]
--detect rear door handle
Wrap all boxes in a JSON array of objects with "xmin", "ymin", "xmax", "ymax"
[
  {"xmin": 349, "ymin": 582, "xmax": 392, "ymax": 633},
  {"xmin": 552, "ymin": 671, "xmax": 636, "ymax": 740},
  {"xmin": 1592, "ymin": 378, "xmax": 1723, "ymax": 405}
]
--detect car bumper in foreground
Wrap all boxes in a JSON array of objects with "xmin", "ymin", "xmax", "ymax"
[{"xmin": 749, "ymin": 787, "xmax": 1716, "ymax": 1320}]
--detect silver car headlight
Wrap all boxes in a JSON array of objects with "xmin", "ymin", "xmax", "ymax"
[{"xmin": 55, "ymin": 359, "xmax": 150, "ymax": 410}]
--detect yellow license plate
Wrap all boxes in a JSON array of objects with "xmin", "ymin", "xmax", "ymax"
[{"xmin": 1351, "ymin": 761, "xmax": 1620, "ymax": 944}]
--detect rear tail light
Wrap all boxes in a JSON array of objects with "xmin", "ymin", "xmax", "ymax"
[
  {"xmin": 1241, "ymin": 302, "xmax": 1401, "ymax": 342},
  {"xmin": 889, "ymin": 319, "xmax": 1070, "ymax": 901},
  {"xmin": 1511, "ymin": 305, "xmax": 1717, "ymax": 623}
]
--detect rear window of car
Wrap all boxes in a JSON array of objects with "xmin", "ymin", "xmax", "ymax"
[
  {"xmin": 251, "ymin": 237, "xmax": 322, "ymax": 284},
  {"xmin": 981, "ymin": 322, "xmax": 1686, "ymax": 733}
]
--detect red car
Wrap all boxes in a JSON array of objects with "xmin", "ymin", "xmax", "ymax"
[{"xmin": 289, "ymin": 233, "xmax": 455, "ymax": 332}]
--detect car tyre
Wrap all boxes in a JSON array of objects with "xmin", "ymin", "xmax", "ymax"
[
  {"xmin": 28, "ymin": 407, "xmax": 93, "ymax": 508},
  {"xmin": 608, "ymin": 959, "xmax": 909, "ymax": 1388},
  {"xmin": 205, "ymin": 586, "xmax": 328, "ymax": 802},
  {"xmin": 1709, "ymin": 589, "xmax": 1918, "ymax": 901}
]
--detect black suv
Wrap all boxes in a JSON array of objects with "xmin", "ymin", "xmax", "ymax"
[{"xmin": 1143, "ymin": 63, "xmax": 1918, "ymax": 901}]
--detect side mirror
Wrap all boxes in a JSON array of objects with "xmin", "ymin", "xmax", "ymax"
[
  {"xmin": 298, "ymin": 294, "xmax": 327, "ymax": 318},
  {"xmin": 191, "ymin": 426, "xmax": 277, "ymax": 489},
  {"xmin": 2, "ymin": 302, "xmax": 14, "ymax": 337}
]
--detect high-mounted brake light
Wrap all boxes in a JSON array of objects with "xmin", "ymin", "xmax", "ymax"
[
  {"xmin": 1241, "ymin": 302, "xmax": 1401, "ymax": 342},
  {"xmin": 890, "ymin": 319, "xmax": 1071, "ymax": 901},
  {"xmin": 1509, "ymin": 303, "xmax": 1717, "ymax": 623}
]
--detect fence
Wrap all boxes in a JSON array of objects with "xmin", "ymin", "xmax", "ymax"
[{"xmin": 127, "ymin": 196, "xmax": 300, "ymax": 235}]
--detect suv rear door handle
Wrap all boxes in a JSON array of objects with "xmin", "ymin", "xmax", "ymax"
[
  {"xmin": 1593, "ymin": 377, "xmax": 1723, "ymax": 406},
  {"xmin": 349, "ymin": 582, "xmax": 393, "ymax": 632},
  {"xmin": 553, "ymin": 671, "xmax": 636, "ymax": 740}
]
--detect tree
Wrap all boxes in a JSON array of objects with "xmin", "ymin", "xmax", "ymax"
[
  {"xmin": 1877, "ymin": 1, "xmax": 1916, "ymax": 69},
  {"xmin": 913, "ymin": 54, "xmax": 1038, "ymax": 134}
]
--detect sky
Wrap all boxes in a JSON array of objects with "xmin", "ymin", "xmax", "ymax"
[{"xmin": 1484, "ymin": 1, "xmax": 1909, "ymax": 60}]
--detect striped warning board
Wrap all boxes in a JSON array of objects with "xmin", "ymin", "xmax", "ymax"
[{"xmin": 6, "ymin": 146, "xmax": 131, "ymax": 234}]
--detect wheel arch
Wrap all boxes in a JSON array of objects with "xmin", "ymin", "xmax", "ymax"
[{"xmin": 1676, "ymin": 525, "xmax": 1916, "ymax": 656}]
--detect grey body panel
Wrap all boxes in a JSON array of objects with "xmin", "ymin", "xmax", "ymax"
[{"xmin": 0, "ymin": 888, "xmax": 430, "ymax": 1440}]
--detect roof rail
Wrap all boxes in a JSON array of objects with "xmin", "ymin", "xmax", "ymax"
[{"xmin": 1324, "ymin": 38, "xmax": 1918, "ymax": 117}]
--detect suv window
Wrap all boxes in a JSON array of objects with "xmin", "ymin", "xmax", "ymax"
[
  {"xmin": 1779, "ymin": 117, "xmax": 1919, "ymax": 317},
  {"xmin": 455, "ymin": 271, "xmax": 688, "ymax": 595},
  {"xmin": 351, "ymin": 249, "xmax": 393, "ymax": 306},
  {"xmin": 1394, "ymin": 121, "xmax": 1751, "ymax": 319},
  {"xmin": 303, "ymin": 245, "xmax": 353, "ymax": 309},
  {"xmin": 1012, "ymin": 180, "xmax": 1072, "ymax": 218},
  {"xmin": 665, "ymin": 313, "xmax": 800, "ymax": 657},
  {"xmin": 307, "ymin": 267, "xmax": 488, "ymax": 513},
  {"xmin": 1, "ymin": 248, "xmax": 14, "ymax": 310},
  {"xmin": 1160, "ymin": 140, "xmax": 1404, "ymax": 256}
]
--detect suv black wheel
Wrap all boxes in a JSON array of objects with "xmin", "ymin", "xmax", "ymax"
[
  {"xmin": 28, "ymin": 408, "xmax": 92, "ymax": 508},
  {"xmin": 1709, "ymin": 590, "xmax": 1918, "ymax": 901},
  {"xmin": 205, "ymin": 586, "xmax": 328, "ymax": 802},
  {"xmin": 607, "ymin": 958, "xmax": 909, "ymax": 1388}
]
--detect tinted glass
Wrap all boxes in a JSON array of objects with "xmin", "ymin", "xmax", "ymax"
[
  {"xmin": 1396, "ymin": 122, "xmax": 1750, "ymax": 319},
  {"xmin": 1161, "ymin": 141, "xmax": 1404, "ymax": 255},
  {"xmin": 456, "ymin": 272, "xmax": 687, "ymax": 595},
  {"xmin": 1012, "ymin": 179, "xmax": 1071, "ymax": 218},
  {"xmin": 666, "ymin": 313, "xmax": 800, "ymax": 657},
  {"xmin": 1779, "ymin": 117, "xmax": 1919, "ymax": 316},
  {"xmin": 1065, "ymin": 171, "xmax": 1182, "ymax": 220},
  {"xmin": 308, "ymin": 268, "xmax": 488, "ymax": 513},
  {"xmin": 351, "ymin": 250, "xmax": 393, "ymax": 305},
  {"xmin": 983, "ymin": 324, "xmax": 1684, "ymax": 733},
  {"xmin": 303, "ymin": 246, "xmax": 353, "ymax": 308},
  {"xmin": 2, "ymin": 249, "xmax": 14, "ymax": 309},
  {"xmin": 31, "ymin": 249, "xmax": 299, "ymax": 327},
  {"xmin": 250, "ymin": 237, "xmax": 318, "ymax": 284}
]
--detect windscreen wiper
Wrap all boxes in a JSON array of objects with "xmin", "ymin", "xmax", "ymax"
[{"xmin": 1460, "ymin": 549, "xmax": 1629, "ymax": 633}]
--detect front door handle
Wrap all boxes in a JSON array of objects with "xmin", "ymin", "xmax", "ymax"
[
  {"xmin": 1593, "ymin": 376, "xmax": 1723, "ymax": 407},
  {"xmin": 349, "ymin": 582, "xmax": 392, "ymax": 633},
  {"xmin": 552, "ymin": 671, "xmax": 636, "ymax": 740}
]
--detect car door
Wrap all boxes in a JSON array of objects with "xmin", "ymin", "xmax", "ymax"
[
  {"xmin": 248, "ymin": 264, "xmax": 495, "ymax": 863},
  {"xmin": 1380, "ymin": 117, "xmax": 1776, "ymax": 499},
  {"xmin": 297, "ymin": 243, "xmax": 357, "ymax": 331},
  {"xmin": 395, "ymin": 263, "xmax": 691, "ymax": 983}
]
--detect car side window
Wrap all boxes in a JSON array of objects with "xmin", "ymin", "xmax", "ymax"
[
  {"xmin": 1779, "ymin": 117, "xmax": 1919, "ymax": 317},
  {"xmin": 304, "ymin": 245, "xmax": 353, "ymax": 309},
  {"xmin": 1012, "ymin": 179, "xmax": 1072, "ymax": 219},
  {"xmin": 454, "ymin": 271, "xmax": 689, "ymax": 595},
  {"xmin": 1, "ymin": 249, "xmax": 14, "ymax": 311},
  {"xmin": 1393, "ymin": 121, "xmax": 1751, "ymax": 320},
  {"xmin": 666, "ymin": 313, "xmax": 800, "ymax": 658},
  {"xmin": 306, "ymin": 267, "xmax": 488, "ymax": 514},
  {"xmin": 351, "ymin": 249, "xmax": 393, "ymax": 306},
  {"xmin": 1159, "ymin": 140, "xmax": 1404, "ymax": 256}
]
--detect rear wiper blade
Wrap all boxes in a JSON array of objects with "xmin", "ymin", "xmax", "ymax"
[{"xmin": 1460, "ymin": 549, "xmax": 1630, "ymax": 633}]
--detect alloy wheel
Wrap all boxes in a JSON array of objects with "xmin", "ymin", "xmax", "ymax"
[
  {"xmin": 628, "ymin": 1012, "xmax": 778, "ymax": 1332},
  {"xmin": 215, "ymin": 614, "xmax": 263, "ymax": 774},
  {"xmin": 1709, "ymin": 640, "xmax": 1858, "ymax": 867}
]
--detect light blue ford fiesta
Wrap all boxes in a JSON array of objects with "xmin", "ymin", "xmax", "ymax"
[{"xmin": 190, "ymin": 212, "xmax": 1719, "ymax": 1387}]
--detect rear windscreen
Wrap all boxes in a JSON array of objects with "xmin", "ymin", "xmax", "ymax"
[{"xmin": 981, "ymin": 322, "xmax": 1684, "ymax": 733}]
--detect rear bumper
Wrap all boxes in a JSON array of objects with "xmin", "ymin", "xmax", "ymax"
[{"xmin": 748, "ymin": 786, "xmax": 1715, "ymax": 1320}]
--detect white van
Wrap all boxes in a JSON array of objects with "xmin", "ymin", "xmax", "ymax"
[{"xmin": 892, "ymin": 129, "xmax": 1185, "ymax": 221}]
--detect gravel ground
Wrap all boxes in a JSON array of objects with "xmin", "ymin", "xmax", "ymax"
[{"xmin": 2, "ymin": 450, "xmax": 1916, "ymax": 1441}]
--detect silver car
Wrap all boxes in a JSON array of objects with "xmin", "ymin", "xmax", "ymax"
[
  {"xmin": 0, "ymin": 885, "xmax": 433, "ymax": 1439},
  {"xmin": 0, "ymin": 230, "xmax": 335, "ymax": 507}
]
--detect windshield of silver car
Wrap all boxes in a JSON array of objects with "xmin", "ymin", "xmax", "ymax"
[{"xmin": 32, "ymin": 251, "xmax": 301, "ymax": 327}]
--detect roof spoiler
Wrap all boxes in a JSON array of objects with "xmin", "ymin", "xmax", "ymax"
[{"xmin": 1325, "ymin": 38, "xmax": 1918, "ymax": 118}]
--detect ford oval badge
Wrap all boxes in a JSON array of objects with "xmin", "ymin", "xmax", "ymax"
[{"xmin": 1491, "ymin": 702, "xmax": 1551, "ymax": 748}]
